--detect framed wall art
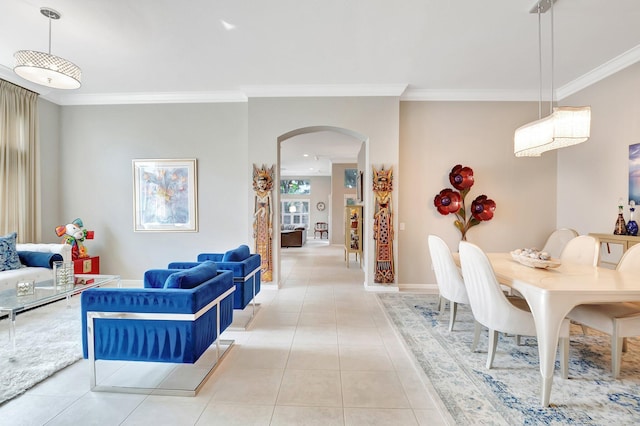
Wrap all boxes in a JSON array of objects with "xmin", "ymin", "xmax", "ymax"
[{"xmin": 132, "ymin": 159, "xmax": 198, "ymax": 232}]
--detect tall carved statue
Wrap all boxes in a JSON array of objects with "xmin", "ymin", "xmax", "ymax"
[
  {"xmin": 253, "ymin": 164, "xmax": 274, "ymax": 282},
  {"xmin": 372, "ymin": 166, "xmax": 395, "ymax": 284}
]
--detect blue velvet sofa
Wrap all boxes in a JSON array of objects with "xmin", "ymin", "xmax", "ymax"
[
  {"xmin": 168, "ymin": 245, "xmax": 261, "ymax": 312},
  {"xmin": 81, "ymin": 261, "xmax": 235, "ymax": 393}
]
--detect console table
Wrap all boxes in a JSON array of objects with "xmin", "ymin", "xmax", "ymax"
[{"xmin": 589, "ymin": 233, "xmax": 640, "ymax": 267}]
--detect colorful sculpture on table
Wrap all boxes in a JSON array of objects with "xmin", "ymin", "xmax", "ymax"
[
  {"xmin": 55, "ymin": 218, "xmax": 94, "ymax": 260},
  {"xmin": 372, "ymin": 166, "xmax": 395, "ymax": 284},
  {"xmin": 433, "ymin": 164, "xmax": 496, "ymax": 241},
  {"xmin": 252, "ymin": 164, "xmax": 274, "ymax": 282}
]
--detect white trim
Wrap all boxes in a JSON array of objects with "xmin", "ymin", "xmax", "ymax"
[
  {"xmin": 399, "ymin": 283, "xmax": 439, "ymax": 293},
  {"xmin": 241, "ymin": 84, "xmax": 408, "ymax": 98},
  {"xmin": 556, "ymin": 44, "xmax": 640, "ymax": 100},
  {"xmin": 400, "ymin": 89, "xmax": 541, "ymax": 102},
  {"xmin": 364, "ymin": 282, "xmax": 399, "ymax": 292},
  {"xmin": 53, "ymin": 91, "xmax": 248, "ymax": 106}
]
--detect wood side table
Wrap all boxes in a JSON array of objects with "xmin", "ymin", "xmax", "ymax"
[{"xmin": 589, "ymin": 233, "xmax": 640, "ymax": 267}]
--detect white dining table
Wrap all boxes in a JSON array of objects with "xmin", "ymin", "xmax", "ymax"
[{"xmin": 482, "ymin": 253, "xmax": 640, "ymax": 407}]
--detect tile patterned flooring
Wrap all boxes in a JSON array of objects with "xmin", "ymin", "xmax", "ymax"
[{"xmin": 0, "ymin": 241, "xmax": 451, "ymax": 425}]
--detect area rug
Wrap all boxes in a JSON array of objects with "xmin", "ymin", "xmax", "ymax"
[
  {"xmin": 0, "ymin": 297, "xmax": 82, "ymax": 404},
  {"xmin": 378, "ymin": 293, "xmax": 640, "ymax": 425}
]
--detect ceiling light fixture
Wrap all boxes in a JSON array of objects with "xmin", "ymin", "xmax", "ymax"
[
  {"xmin": 14, "ymin": 7, "xmax": 82, "ymax": 90},
  {"xmin": 514, "ymin": 0, "xmax": 590, "ymax": 157}
]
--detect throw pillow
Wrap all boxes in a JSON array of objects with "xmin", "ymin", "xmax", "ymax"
[
  {"xmin": 164, "ymin": 261, "xmax": 218, "ymax": 289},
  {"xmin": 0, "ymin": 232, "xmax": 23, "ymax": 272},
  {"xmin": 18, "ymin": 251, "xmax": 64, "ymax": 268},
  {"xmin": 222, "ymin": 245, "xmax": 251, "ymax": 262}
]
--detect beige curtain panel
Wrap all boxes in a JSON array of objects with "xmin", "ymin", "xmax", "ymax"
[{"xmin": 0, "ymin": 79, "xmax": 39, "ymax": 242}]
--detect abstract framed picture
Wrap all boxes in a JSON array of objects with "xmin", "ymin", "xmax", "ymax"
[
  {"xmin": 630, "ymin": 143, "xmax": 640, "ymax": 204},
  {"xmin": 132, "ymin": 159, "xmax": 198, "ymax": 232}
]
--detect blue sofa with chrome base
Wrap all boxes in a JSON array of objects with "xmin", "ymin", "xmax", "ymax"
[
  {"xmin": 80, "ymin": 261, "xmax": 235, "ymax": 394},
  {"xmin": 169, "ymin": 245, "xmax": 261, "ymax": 328}
]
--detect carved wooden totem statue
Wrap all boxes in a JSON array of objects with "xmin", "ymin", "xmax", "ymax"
[
  {"xmin": 253, "ymin": 164, "xmax": 274, "ymax": 282},
  {"xmin": 372, "ymin": 166, "xmax": 395, "ymax": 284}
]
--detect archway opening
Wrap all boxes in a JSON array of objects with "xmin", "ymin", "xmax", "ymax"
[{"xmin": 276, "ymin": 126, "xmax": 369, "ymax": 287}]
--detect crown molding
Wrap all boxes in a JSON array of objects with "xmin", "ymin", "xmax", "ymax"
[
  {"xmin": 400, "ymin": 89, "xmax": 541, "ymax": 102},
  {"xmin": 556, "ymin": 44, "xmax": 640, "ymax": 100},
  {"xmin": 241, "ymin": 84, "xmax": 408, "ymax": 98},
  {"xmin": 51, "ymin": 91, "xmax": 248, "ymax": 106}
]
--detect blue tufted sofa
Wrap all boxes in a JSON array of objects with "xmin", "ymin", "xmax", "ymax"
[{"xmin": 81, "ymin": 261, "xmax": 235, "ymax": 394}]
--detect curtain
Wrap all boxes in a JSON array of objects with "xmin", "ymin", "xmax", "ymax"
[{"xmin": 0, "ymin": 79, "xmax": 39, "ymax": 242}]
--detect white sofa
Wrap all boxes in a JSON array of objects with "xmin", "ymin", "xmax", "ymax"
[{"xmin": 0, "ymin": 243, "xmax": 72, "ymax": 292}]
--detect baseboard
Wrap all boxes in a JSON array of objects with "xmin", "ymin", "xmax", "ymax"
[
  {"xmin": 399, "ymin": 283, "xmax": 439, "ymax": 293},
  {"xmin": 364, "ymin": 282, "xmax": 399, "ymax": 292}
]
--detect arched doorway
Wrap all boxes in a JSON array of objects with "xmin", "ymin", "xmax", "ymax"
[{"xmin": 277, "ymin": 126, "xmax": 369, "ymax": 286}]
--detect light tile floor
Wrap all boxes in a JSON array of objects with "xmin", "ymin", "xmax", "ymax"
[{"xmin": 0, "ymin": 241, "xmax": 452, "ymax": 425}]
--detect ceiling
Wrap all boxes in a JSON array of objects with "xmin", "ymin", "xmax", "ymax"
[{"xmin": 2, "ymin": 0, "xmax": 639, "ymax": 175}]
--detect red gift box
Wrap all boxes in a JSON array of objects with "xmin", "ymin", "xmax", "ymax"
[{"xmin": 73, "ymin": 256, "xmax": 100, "ymax": 275}]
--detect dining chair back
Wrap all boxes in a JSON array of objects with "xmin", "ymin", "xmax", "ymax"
[
  {"xmin": 559, "ymin": 235, "xmax": 600, "ymax": 266},
  {"xmin": 567, "ymin": 243, "xmax": 640, "ymax": 377},
  {"xmin": 428, "ymin": 235, "xmax": 469, "ymax": 331},
  {"xmin": 617, "ymin": 243, "xmax": 640, "ymax": 273},
  {"xmin": 542, "ymin": 228, "xmax": 578, "ymax": 258},
  {"xmin": 459, "ymin": 241, "xmax": 569, "ymax": 372},
  {"xmin": 314, "ymin": 222, "xmax": 329, "ymax": 239}
]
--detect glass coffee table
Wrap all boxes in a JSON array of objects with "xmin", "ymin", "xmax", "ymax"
[{"xmin": 0, "ymin": 274, "xmax": 120, "ymax": 350}]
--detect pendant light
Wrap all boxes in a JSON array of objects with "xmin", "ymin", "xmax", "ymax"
[
  {"xmin": 14, "ymin": 7, "xmax": 82, "ymax": 90},
  {"xmin": 514, "ymin": 0, "xmax": 590, "ymax": 157}
]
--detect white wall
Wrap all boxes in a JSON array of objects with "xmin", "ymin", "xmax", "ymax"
[
  {"xmin": 58, "ymin": 103, "xmax": 249, "ymax": 279},
  {"xmin": 557, "ymin": 62, "xmax": 640, "ymax": 236},
  {"xmin": 38, "ymin": 98, "xmax": 62, "ymax": 243},
  {"xmin": 399, "ymin": 101, "xmax": 558, "ymax": 286}
]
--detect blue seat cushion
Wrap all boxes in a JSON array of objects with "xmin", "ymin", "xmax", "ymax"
[
  {"xmin": 164, "ymin": 261, "xmax": 218, "ymax": 289},
  {"xmin": 222, "ymin": 245, "xmax": 250, "ymax": 262}
]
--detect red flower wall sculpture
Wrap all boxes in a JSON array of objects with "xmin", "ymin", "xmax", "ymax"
[{"xmin": 433, "ymin": 165, "xmax": 496, "ymax": 240}]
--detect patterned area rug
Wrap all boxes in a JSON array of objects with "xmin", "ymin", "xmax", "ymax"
[
  {"xmin": 0, "ymin": 297, "xmax": 82, "ymax": 405},
  {"xmin": 378, "ymin": 293, "xmax": 640, "ymax": 425}
]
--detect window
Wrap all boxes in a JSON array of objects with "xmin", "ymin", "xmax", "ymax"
[
  {"xmin": 344, "ymin": 169, "xmax": 357, "ymax": 188},
  {"xmin": 281, "ymin": 199, "xmax": 310, "ymax": 226},
  {"xmin": 280, "ymin": 179, "xmax": 310, "ymax": 195}
]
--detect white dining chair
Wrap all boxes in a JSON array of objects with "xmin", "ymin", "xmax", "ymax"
[
  {"xmin": 428, "ymin": 235, "xmax": 470, "ymax": 332},
  {"xmin": 567, "ymin": 243, "xmax": 640, "ymax": 378},
  {"xmin": 459, "ymin": 241, "xmax": 570, "ymax": 375},
  {"xmin": 542, "ymin": 228, "xmax": 579, "ymax": 258},
  {"xmin": 559, "ymin": 235, "xmax": 600, "ymax": 266}
]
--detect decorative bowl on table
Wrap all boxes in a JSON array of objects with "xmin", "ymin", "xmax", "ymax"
[{"xmin": 510, "ymin": 248, "xmax": 561, "ymax": 269}]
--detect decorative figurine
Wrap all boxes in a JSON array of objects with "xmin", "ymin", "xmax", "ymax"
[
  {"xmin": 252, "ymin": 164, "xmax": 274, "ymax": 282},
  {"xmin": 627, "ymin": 200, "xmax": 638, "ymax": 236},
  {"xmin": 55, "ymin": 218, "xmax": 94, "ymax": 260},
  {"xmin": 372, "ymin": 166, "xmax": 395, "ymax": 284},
  {"xmin": 614, "ymin": 198, "xmax": 627, "ymax": 235}
]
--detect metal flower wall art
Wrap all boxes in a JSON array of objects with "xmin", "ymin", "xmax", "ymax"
[{"xmin": 433, "ymin": 165, "xmax": 496, "ymax": 241}]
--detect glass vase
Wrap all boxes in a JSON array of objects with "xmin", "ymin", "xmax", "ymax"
[
  {"xmin": 53, "ymin": 261, "xmax": 74, "ymax": 290},
  {"xmin": 627, "ymin": 201, "xmax": 638, "ymax": 236}
]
